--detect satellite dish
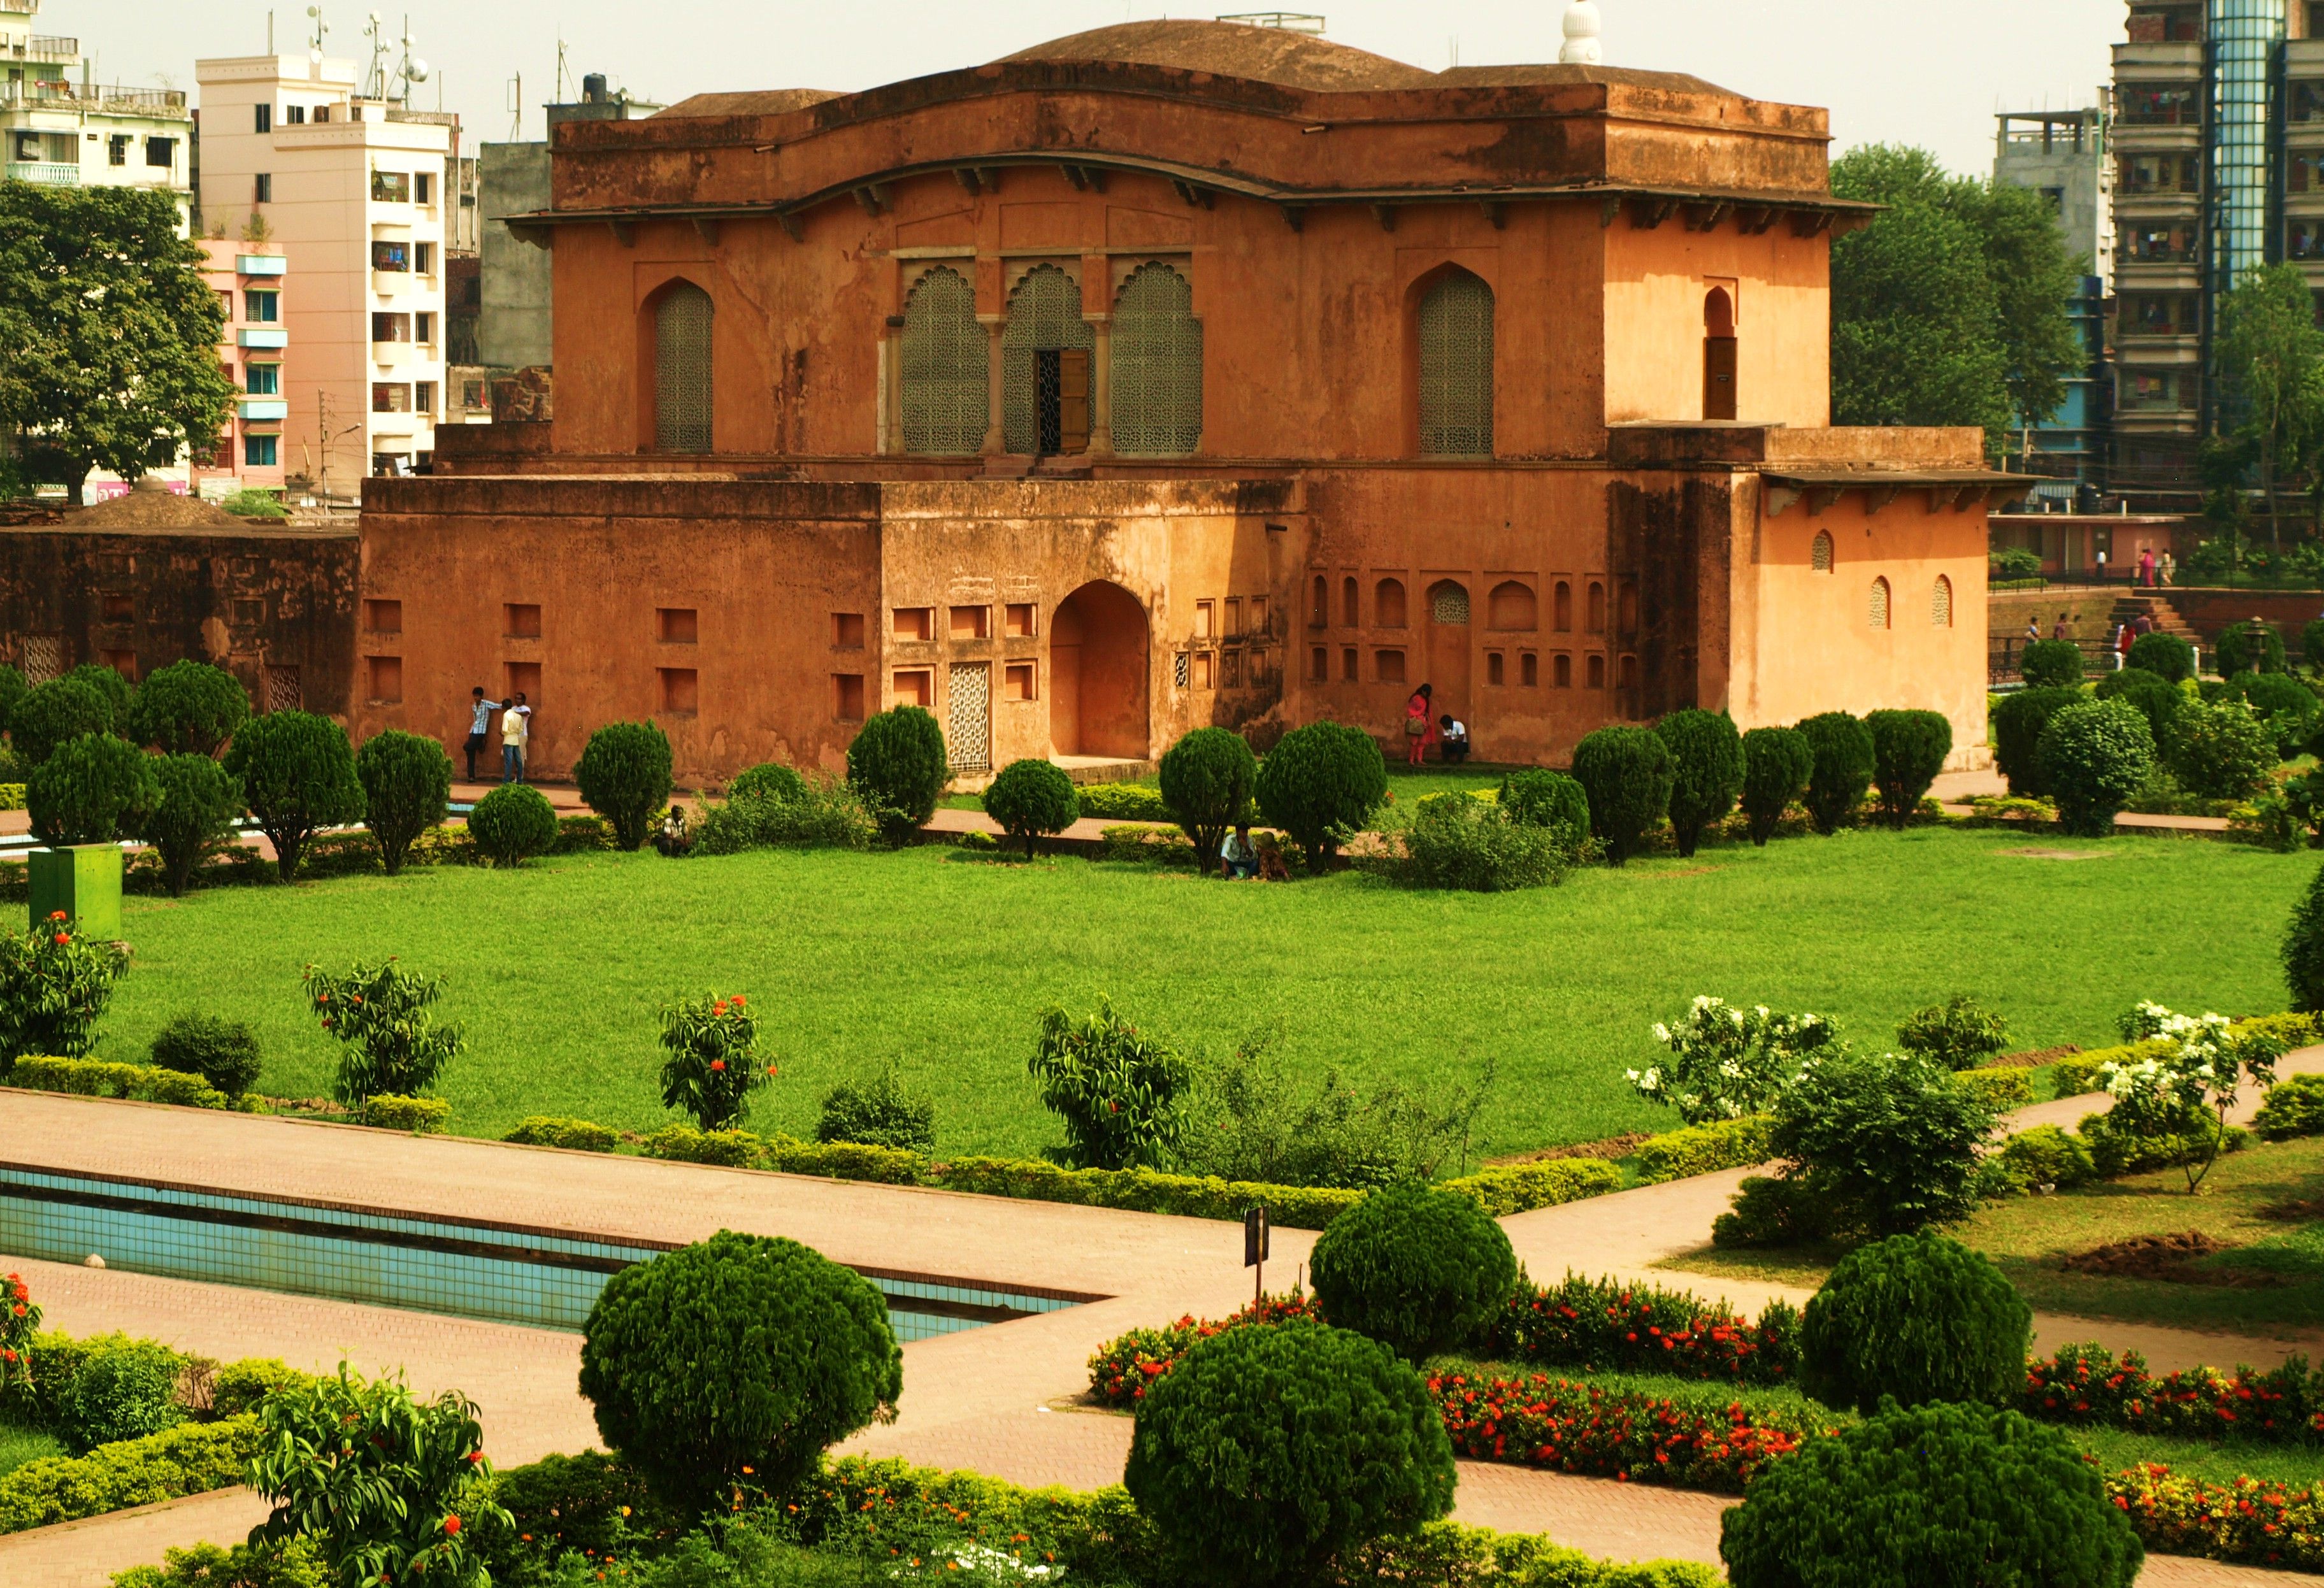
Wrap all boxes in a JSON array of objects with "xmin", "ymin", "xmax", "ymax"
[
  {"xmin": 407, "ymin": 58, "xmax": 429, "ymax": 82},
  {"xmin": 309, "ymin": 46, "xmax": 324, "ymax": 64}
]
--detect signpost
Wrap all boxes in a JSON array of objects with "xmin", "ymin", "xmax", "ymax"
[{"xmin": 1243, "ymin": 1205, "xmax": 1269, "ymax": 1302}]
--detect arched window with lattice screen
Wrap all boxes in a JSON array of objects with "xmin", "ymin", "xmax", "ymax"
[
  {"xmin": 1003, "ymin": 264, "xmax": 1094, "ymax": 454},
  {"xmin": 1431, "ymin": 582, "xmax": 1470, "ymax": 625},
  {"xmin": 1811, "ymin": 531, "xmax": 1833, "ymax": 573},
  {"xmin": 653, "ymin": 282, "xmax": 713, "ymax": 452},
  {"xmin": 900, "ymin": 266, "xmax": 986, "ymax": 455},
  {"xmin": 1417, "ymin": 269, "xmax": 1493, "ymax": 455},
  {"xmin": 1869, "ymin": 576, "xmax": 1891, "ymax": 629},
  {"xmin": 1111, "ymin": 262, "xmax": 1201, "ymax": 455},
  {"xmin": 1932, "ymin": 574, "xmax": 1954, "ymax": 627}
]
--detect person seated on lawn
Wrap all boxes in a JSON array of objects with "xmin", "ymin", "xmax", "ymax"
[
  {"xmin": 1221, "ymin": 823, "xmax": 1258, "ymax": 880},
  {"xmin": 653, "ymin": 804, "xmax": 692, "ymax": 858},
  {"xmin": 1438, "ymin": 714, "xmax": 1470, "ymax": 764}
]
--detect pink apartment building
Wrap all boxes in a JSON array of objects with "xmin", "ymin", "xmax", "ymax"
[{"xmin": 194, "ymin": 238, "xmax": 289, "ymax": 497}]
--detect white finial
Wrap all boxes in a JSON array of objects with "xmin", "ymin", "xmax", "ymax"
[{"xmin": 1560, "ymin": 0, "xmax": 1603, "ymax": 65}]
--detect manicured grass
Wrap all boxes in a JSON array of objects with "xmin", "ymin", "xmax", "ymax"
[
  {"xmin": 1660, "ymin": 1136, "xmax": 2324, "ymax": 1340},
  {"xmin": 941, "ymin": 761, "xmax": 1521, "ymax": 813},
  {"xmin": 76, "ymin": 825, "xmax": 2316, "ymax": 1160},
  {"xmin": 0, "ymin": 1416, "xmax": 62, "ymax": 1478}
]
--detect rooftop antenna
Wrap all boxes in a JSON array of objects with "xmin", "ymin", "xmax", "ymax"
[
  {"xmin": 1559, "ymin": 0, "xmax": 1602, "ymax": 65},
  {"xmin": 556, "ymin": 39, "xmax": 572, "ymax": 106},
  {"xmin": 506, "ymin": 69, "xmax": 522, "ymax": 139},
  {"xmin": 306, "ymin": 4, "xmax": 328, "ymax": 57}
]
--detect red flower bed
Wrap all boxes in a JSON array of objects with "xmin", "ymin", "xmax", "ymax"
[
  {"xmin": 2106, "ymin": 1464, "xmax": 2324, "ymax": 1571},
  {"xmin": 1428, "ymin": 1371, "xmax": 1830, "ymax": 1492},
  {"xmin": 1483, "ymin": 1275, "xmax": 1799, "ymax": 1384},
  {"xmin": 2024, "ymin": 1343, "xmax": 2324, "ymax": 1446},
  {"xmin": 1086, "ymin": 1294, "xmax": 1321, "ymax": 1408}
]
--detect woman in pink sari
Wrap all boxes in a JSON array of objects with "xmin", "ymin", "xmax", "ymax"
[{"xmin": 1404, "ymin": 682, "xmax": 1435, "ymax": 767}]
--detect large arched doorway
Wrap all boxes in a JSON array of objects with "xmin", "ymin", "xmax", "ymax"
[{"xmin": 1050, "ymin": 581, "xmax": 1149, "ymax": 759}]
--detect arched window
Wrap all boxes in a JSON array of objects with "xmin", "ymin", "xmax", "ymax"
[
  {"xmin": 1002, "ymin": 264, "xmax": 1094, "ymax": 454},
  {"xmin": 1417, "ymin": 269, "xmax": 1494, "ymax": 455},
  {"xmin": 900, "ymin": 266, "xmax": 986, "ymax": 455},
  {"xmin": 1587, "ymin": 654, "xmax": 1606, "ymax": 689},
  {"xmin": 652, "ymin": 282, "xmax": 714, "ymax": 453},
  {"xmin": 1311, "ymin": 574, "xmax": 1328, "ymax": 627},
  {"xmin": 1375, "ymin": 578, "xmax": 1407, "ymax": 628},
  {"xmin": 1430, "ymin": 582, "xmax": 1469, "ymax": 625},
  {"xmin": 1488, "ymin": 581, "xmax": 1537, "ymax": 631},
  {"xmin": 1811, "ymin": 531, "xmax": 1833, "ymax": 573},
  {"xmin": 1932, "ymin": 574, "xmax": 1954, "ymax": 627},
  {"xmin": 1553, "ymin": 580, "xmax": 1573, "ymax": 632},
  {"xmin": 1586, "ymin": 581, "xmax": 1607, "ymax": 634},
  {"xmin": 1617, "ymin": 654, "xmax": 1639, "ymax": 689},
  {"xmin": 1869, "ymin": 576, "xmax": 1891, "ymax": 629},
  {"xmin": 1111, "ymin": 262, "xmax": 1201, "ymax": 455},
  {"xmin": 1342, "ymin": 576, "xmax": 1359, "ymax": 627},
  {"xmin": 1704, "ymin": 287, "xmax": 1737, "ymax": 421}
]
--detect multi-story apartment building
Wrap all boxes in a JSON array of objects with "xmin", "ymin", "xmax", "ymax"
[
  {"xmin": 189, "ymin": 239, "xmax": 289, "ymax": 499},
  {"xmin": 0, "ymin": 0, "xmax": 192, "ymax": 226},
  {"xmin": 192, "ymin": 52, "xmax": 455, "ymax": 499},
  {"xmin": 1995, "ymin": 108, "xmax": 2112, "ymax": 492}
]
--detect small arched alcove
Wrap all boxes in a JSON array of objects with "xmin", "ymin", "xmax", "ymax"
[
  {"xmin": 643, "ymin": 279, "xmax": 714, "ymax": 453},
  {"xmin": 1050, "ymin": 581, "xmax": 1150, "ymax": 759},
  {"xmin": 1704, "ymin": 287, "xmax": 1737, "ymax": 422}
]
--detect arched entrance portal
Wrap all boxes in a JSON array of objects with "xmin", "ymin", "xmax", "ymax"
[{"xmin": 1050, "ymin": 582, "xmax": 1150, "ymax": 759}]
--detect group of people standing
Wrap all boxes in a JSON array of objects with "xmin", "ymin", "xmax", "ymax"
[
  {"xmin": 1402, "ymin": 683, "xmax": 1468, "ymax": 766},
  {"xmin": 463, "ymin": 687, "xmax": 533, "ymax": 783}
]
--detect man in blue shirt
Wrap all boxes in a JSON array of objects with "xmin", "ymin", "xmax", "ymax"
[{"xmin": 463, "ymin": 687, "xmax": 492, "ymax": 781}]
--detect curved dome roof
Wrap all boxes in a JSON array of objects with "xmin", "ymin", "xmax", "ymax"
[{"xmin": 994, "ymin": 20, "xmax": 1438, "ymax": 92}]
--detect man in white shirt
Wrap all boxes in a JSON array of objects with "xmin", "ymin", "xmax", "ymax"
[
  {"xmin": 500, "ymin": 698, "xmax": 529, "ymax": 783},
  {"xmin": 1438, "ymin": 714, "xmax": 1470, "ymax": 765}
]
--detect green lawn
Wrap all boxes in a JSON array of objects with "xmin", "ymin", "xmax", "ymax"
[
  {"xmin": 940, "ymin": 761, "xmax": 1519, "ymax": 812},
  {"xmin": 0, "ymin": 1417, "xmax": 62, "ymax": 1478},
  {"xmin": 73, "ymin": 825, "xmax": 2318, "ymax": 1161}
]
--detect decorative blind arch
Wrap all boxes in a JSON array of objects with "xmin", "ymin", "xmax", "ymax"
[
  {"xmin": 1417, "ymin": 270, "xmax": 1494, "ymax": 455},
  {"xmin": 1002, "ymin": 264, "xmax": 1094, "ymax": 454},
  {"xmin": 1869, "ymin": 576, "xmax": 1891, "ymax": 629},
  {"xmin": 1488, "ymin": 581, "xmax": 1538, "ymax": 631},
  {"xmin": 1811, "ymin": 531, "xmax": 1833, "ymax": 573},
  {"xmin": 1111, "ymin": 262, "xmax": 1201, "ymax": 455},
  {"xmin": 1932, "ymin": 575, "xmax": 1954, "ymax": 627},
  {"xmin": 1375, "ymin": 578, "xmax": 1407, "ymax": 628},
  {"xmin": 653, "ymin": 283, "xmax": 714, "ymax": 453},
  {"xmin": 900, "ymin": 266, "xmax": 986, "ymax": 455}
]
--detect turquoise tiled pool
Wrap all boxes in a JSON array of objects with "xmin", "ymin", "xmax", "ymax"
[{"xmin": 0, "ymin": 1164, "xmax": 1091, "ymax": 1340}]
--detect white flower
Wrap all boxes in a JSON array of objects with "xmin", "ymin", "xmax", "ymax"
[{"xmin": 1652, "ymin": 1022, "xmax": 1672, "ymax": 1044}]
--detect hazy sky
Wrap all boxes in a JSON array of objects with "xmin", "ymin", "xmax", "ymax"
[{"xmin": 68, "ymin": 0, "xmax": 2120, "ymax": 175}]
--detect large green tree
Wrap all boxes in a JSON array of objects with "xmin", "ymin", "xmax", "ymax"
[
  {"xmin": 0, "ymin": 183, "xmax": 234, "ymax": 503},
  {"xmin": 1830, "ymin": 145, "xmax": 2083, "ymax": 455},
  {"xmin": 2214, "ymin": 262, "xmax": 2324, "ymax": 547}
]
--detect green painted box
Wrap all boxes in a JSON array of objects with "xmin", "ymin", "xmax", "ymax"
[{"xmin": 27, "ymin": 845, "xmax": 122, "ymax": 940}]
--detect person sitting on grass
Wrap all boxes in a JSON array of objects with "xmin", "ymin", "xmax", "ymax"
[{"xmin": 1221, "ymin": 823, "xmax": 1258, "ymax": 880}]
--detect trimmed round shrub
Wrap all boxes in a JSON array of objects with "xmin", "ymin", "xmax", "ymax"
[
  {"xmin": 574, "ymin": 720, "xmax": 674, "ymax": 851},
  {"xmin": 354, "ymin": 729, "xmax": 452, "ymax": 875},
  {"xmin": 126, "ymin": 660, "xmax": 249, "ymax": 756},
  {"xmin": 27, "ymin": 731, "xmax": 161, "ymax": 846},
  {"xmin": 2017, "ymin": 637, "xmax": 2083, "ymax": 687},
  {"xmin": 1796, "ymin": 711, "xmax": 1874, "ymax": 833},
  {"xmin": 223, "ymin": 711, "xmax": 365, "ymax": 883},
  {"xmin": 1990, "ymin": 686, "xmax": 2083, "ymax": 798},
  {"xmin": 2285, "ymin": 861, "xmax": 2324, "ymax": 1013},
  {"xmin": 2128, "ymin": 629, "xmax": 2196, "ymax": 682},
  {"xmin": 137, "ymin": 751, "xmax": 241, "ymax": 896},
  {"xmin": 2039, "ymin": 699, "xmax": 2155, "ymax": 837},
  {"xmin": 727, "ymin": 761, "xmax": 805, "ymax": 805},
  {"xmin": 2164, "ymin": 696, "xmax": 2277, "ymax": 801},
  {"xmin": 1799, "ymin": 1232, "xmax": 2031, "ymax": 1415},
  {"xmin": 2091, "ymin": 666, "xmax": 2181, "ymax": 745},
  {"xmin": 982, "ymin": 757, "xmax": 1079, "ymax": 859},
  {"xmin": 1124, "ymin": 1320, "xmax": 1454, "ymax": 1588},
  {"xmin": 2216, "ymin": 620, "xmax": 2288, "ymax": 677},
  {"xmin": 1739, "ymin": 726, "xmax": 1812, "ymax": 847},
  {"xmin": 67, "ymin": 661, "xmax": 134, "ymax": 726},
  {"xmin": 847, "ymin": 706, "xmax": 950, "ymax": 844},
  {"xmin": 815, "ymin": 1068, "xmax": 936, "ymax": 1153},
  {"xmin": 1496, "ymin": 767, "xmax": 1589, "ymax": 846},
  {"xmin": 1770, "ymin": 1052, "xmax": 1996, "ymax": 1237},
  {"xmin": 11, "ymin": 676, "xmax": 114, "ymax": 766},
  {"xmin": 468, "ymin": 782, "xmax": 558, "ymax": 866},
  {"xmin": 1253, "ymin": 720, "xmax": 1386, "ymax": 872},
  {"xmin": 1159, "ymin": 726, "xmax": 1257, "ymax": 871},
  {"xmin": 1654, "ymin": 708, "xmax": 1742, "ymax": 858},
  {"xmin": 1308, "ymin": 1182, "xmax": 1517, "ymax": 1361},
  {"xmin": 59, "ymin": 1339, "xmax": 185, "ymax": 1453},
  {"xmin": 2232, "ymin": 669, "xmax": 2321, "ymax": 757},
  {"xmin": 578, "ymin": 1230, "xmax": 903, "ymax": 1510},
  {"xmin": 150, "ymin": 1011, "xmax": 262, "ymax": 1098},
  {"xmin": 1719, "ymin": 1401, "xmax": 2142, "ymax": 1588},
  {"xmin": 1863, "ymin": 708, "xmax": 1951, "ymax": 829},
  {"xmin": 1568, "ymin": 726, "xmax": 1672, "ymax": 864}
]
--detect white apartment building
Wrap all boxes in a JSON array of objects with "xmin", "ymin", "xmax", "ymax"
[
  {"xmin": 1, "ymin": 0, "xmax": 192, "ymax": 226},
  {"xmin": 194, "ymin": 53, "xmax": 453, "ymax": 497}
]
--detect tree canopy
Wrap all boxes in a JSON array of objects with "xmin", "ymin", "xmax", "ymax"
[
  {"xmin": 2214, "ymin": 262, "xmax": 2324, "ymax": 545},
  {"xmin": 1830, "ymin": 145, "xmax": 2084, "ymax": 454},
  {"xmin": 0, "ymin": 183, "xmax": 235, "ymax": 503}
]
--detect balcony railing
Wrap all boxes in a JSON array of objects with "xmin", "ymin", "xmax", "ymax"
[
  {"xmin": 26, "ymin": 34, "xmax": 75, "ymax": 57},
  {"xmin": 0, "ymin": 81, "xmax": 188, "ymax": 115},
  {"xmin": 0, "ymin": 1, "xmax": 38, "ymax": 15},
  {"xmin": 3, "ymin": 162, "xmax": 78, "ymax": 186}
]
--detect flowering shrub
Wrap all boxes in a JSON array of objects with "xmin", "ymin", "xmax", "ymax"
[
  {"xmin": 1482, "ymin": 1273, "xmax": 1800, "ymax": 1385},
  {"xmin": 2098, "ymin": 1003, "xmax": 2283, "ymax": 1191},
  {"xmin": 303, "ymin": 957, "xmax": 465, "ymax": 1105},
  {"xmin": 656, "ymin": 993, "xmax": 771, "ymax": 1131},
  {"xmin": 0, "ymin": 912, "xmax": 127, "ymax": 1069},
  {"xmin": 0, "ymin": 1271, "xmax": 36, "ymax": 1392},
  {"xmin": 2106, "ymin": 1464, "xmax": 2324, "ymax": 1571},
  {"xmin": 1086, "ymin": 1294, "xmax": 1323, "ymax": 1408},
  {"xmin": 1628, "ymin": 998, "xmax": 1837, "ymax": 1124},
  {"xmin": 1026, "ymin": 999, "xmax": 1189, "ymax": 1170},
  {"xmin": 2023, "ymin": 1343, "xmax": 2324, "ymax": 1445},
  {"xmin": 1430, "ymin": 1371, "xmax": 1826, "ymax": 1492}
]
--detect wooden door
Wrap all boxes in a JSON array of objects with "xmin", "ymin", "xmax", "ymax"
[
  {"xmin": 1704, "ymin": 336, "xmax": 1738, "ymax": 420},
  {"xmin": 1058, "ymin": 349, "xmax": 1091, "ymax": 452}
]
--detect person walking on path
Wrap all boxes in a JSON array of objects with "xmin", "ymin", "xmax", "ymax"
[
  {"xmin": 2052, "ymin": 613, "xmax": 2070, "ymax": 641},
  {"xmin": 500, "ymin": 697, "xmax": 529, "ymax": 784},
  {"xmin": 2115, "ymin": 623, "xmax": 2134, "ymax": 669},
  {"xmin": 462, "ymin": 687, "xmax": 492, "ymax": 782},
  {"xmin": 1404, "ymin": 683, "xmax": 1435, "ymax": 767}
]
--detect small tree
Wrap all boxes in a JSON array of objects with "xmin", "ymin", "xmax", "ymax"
[
  {"xmin": 225, "ymin": 712, "xmax": 365, "ymax": 882},
  {"xmin": 1028, "ymin": 998, "xmax": 1189, "ymax": 1169},
  {"xmin": 125, "ymin": 661, "xmax": 248, "ymax": 756},
  {"xmin": 846, "ymin": 706, "xmax": 949, "ymax": 843},
  {"xmin": 2285, "ymin": 862, "xmax": 2324, "ymax": 1013},
  {"xmin": 247, "ymin": 1363, "xmax": 510, "ymax": 1588},
  {"xmin": 2017, "ymin": 638, "xmax": 2084, "ymax": 687},
  {"xmin": 2092, "ymin": 666, "xmax": 2183, "ymax": 745},
  {"xmin": 1496, "ymin": 768, "xmax": 1591, "ymax": 846},
  {"xmin": 150, "ymin": 1012, "xmax": 262, "ymax": 1098},
  {"xmin": 815, "ymin": 1066, "xmax": 936, "ymax": 1153},
  {"xmin": 1863, "ymin": 708, "xmax": 1952, "ymax": 829},
  {"xmin": 1767, "ymin": 1052, "xmax": 1997, "ymax": 1238},
  {"xmin": 982, "ymin": 757, "xmax": 1079, "ymax": 860},
  {"xmin": 1895, "ymin": 994, "xmax": 2008, "ymax": 1070},
  {"xmin": 573, "ymin": 720, "xmax": 673, "ymax": 851},
  {"xmin": 577, "ymin": 1231, "xmax": 902, "ymax": 1512},
  {"xmin": 10, "ymin": 676, "xmax": 114, "ymax": 766},
  {"xmin": 1158, "ymin": 726, "xmax": 1256, "ymax": 872},
  {"xmin": 1654, "ymin": 709, "xmax": 1744, "ymax": 858},
  {"xmin": 2163, "ymin": 697, "xmax": 2276, "ymax": 801},
  {"xmin": 2128, "ymin": 630, "xmax": 2196, "ymax": 682},
  {"xmin": 2039, "ymin": 699, "xmax": 2155, "ymax": 837},
  {"xmin": 0, "ymin": 913, "xmax": 127, "ymax": 1068},
  {"xmin": 1739, "ymin": 726, "xmax": 1813, "ymax": 847},
  {"xmin": 1798, "ymin": 1234, "xmax": 2032, "ymax": 1415},
  {"xmin": 355, "ymin": 731, "xmax": 452, "ymax": 875},
  {"xmin": 26, "ymin": 732, "xmax": 160, "ymax": 845},
  {"xmin": 68, "ymin": 662, "xmax": 134, "ymax": 725},
  {"xmin": 1252, "ymin": 721, "xmax": 1386, "ymax": 872},
  {"xmin": 657, "ymin": 992, "xmax": 770, "ymax": 1131},
  {"xmin": 304, "ymin": 958, "xmax": 464, "ymax": 1103},
  {"xmin": 1990, "ymin": 687, "xmax": 2083, "ymax": 798},
  {"xmin": 138, "ymin": 752, "xmax": 240, "ymax": 896},
  {"xmin": 1568, "ymin": 726, "xmax": 1673, "ymax": 864},
  {"xmin": 2097, "ymin": 1005, "xmax": 2283, "ymax": 1192},
  {"xmin": 1628, "ymin": 996, "xmax": 1839, "ymax": 1124},
  {"xmin": 1125, "ymin": 1320, "xmax": 1454, "ymax": 1588},
  {"xmin": 1797, "ymin": 712, "xmax": 1876, "ymax": 833},
  {"xmin": 1307, "ymin": 1182, "xmax": 1517, "ymax": 1361},
  {"xmin": 466, "ymin": 783, "xmax": 557, "ymax": 867}
]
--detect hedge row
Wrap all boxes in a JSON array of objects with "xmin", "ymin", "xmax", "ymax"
[
  {"xmin": 360, "ymin": 1094, "xmax": 448, "ymax": 1133},
  {"xmin": 2051, "ymin": 1012, "xmax": 2322, "ymax": 1098},
  {"xmin": 0, "ymin": 1415, "xmax": 261, "ymax": 1534},
  {"xmin": 1630, "ymin": 1117, "xmax": 1776, "ymax": 1184},
  {"xmin": 7, "ymin": 1056, "xmax": 227, "ymax": 1109}
]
